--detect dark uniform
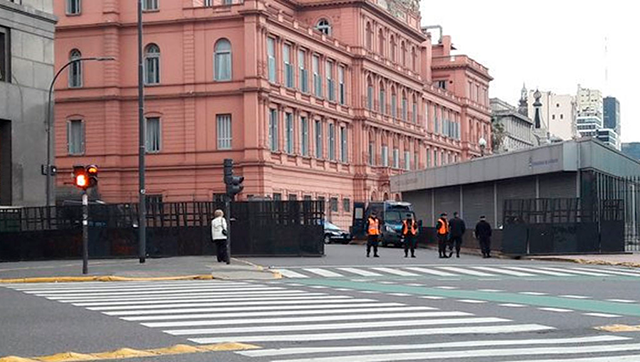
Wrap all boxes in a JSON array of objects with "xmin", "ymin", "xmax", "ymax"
[
  {"xmin": 436, "ymin": 214, "xmax": 449, "ymax": 258},
  {"xmin": 448, "ymin": 213, "xmax": 466, "ymax": 258},
  {"xmin": 475, "ymin": 216, "xmax": 493, "ymax": 258},
  {"xmin": 365, "ymin": 214, "xmax": 381, "ymax": 258},
  {"xmin": 402, "ymin": 218, "xmax": 418, "ymax": 258}
]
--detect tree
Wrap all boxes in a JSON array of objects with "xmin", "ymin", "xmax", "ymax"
[{"xmin": 491, "ymin": 116, "xmax": 506, "ymax": 152}]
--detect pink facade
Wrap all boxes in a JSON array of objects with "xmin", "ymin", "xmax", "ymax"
[{"xmin": 53, "ymin": 0, "xmax": 492, "ymax": 228}]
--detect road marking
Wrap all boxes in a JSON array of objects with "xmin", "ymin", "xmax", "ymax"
[
  {"xmin": 572, "ymin": 267, "xmax": 640, "ymax": 277},
  {"xmin": 18, "ymin": 283, "xmax": 256, "ymax": 294},
  {"xmin": 403, "ymin": 267, "xmax": 456, "ymax": 277},
  {"xmin": 389, "ymin": 293, "xmax": 411, "ymax": 296},
  {"xmin": 40, "ymin": 287, "xmax": 286, "ymax": 299},
  {"xmin": 360, "ymin": 291, "xmax": 379, "ymax": 294},
  {"xmin": 335, "ymin": 288, "xmax": 352, "ymax": 291},
  {"xmin": 166, "ymin": 317, "xmax": 509, "ymax": 336},
  {"xmin": 606, "ymin": 299, "xmax": 636, "ymax": 303},
  {"xmin": 584, "ymin": 313, "xmax": 622, "ymax": 318},
  {"xmin": 103, "ymin": 301, "xmax": 387, "ymax": 316},
  {"xmin": 520, "ymin": 292, "xmax": 547, "ymax": 296},
  {"xmin": 478, "ymin": 289, "xmax": 503, "ymax": 292},
  {"xmin": 308, "ymin": 286, "xmax": 328, "ymax": 289},
  {"xmin": 437, "ymin": 266, "xmax": 496, "ymax": 277},
  {"xmin": 267, "ymin": 343, "xmax": 640, "ymax": 362},
  {"xmin": 238, "ymin": 335, "xmax": 628, "ymax": 357},
  {"xmin": 274, "ymin": 269, "xmax": 309, "ymax": 278},
  {"xmin": 504, "ymin": 266, "xmax": 572, "ymax": 276},
  {"xmin": 539, "ymin": 308, "xmax": 573, "ymax": 313},
  {"xmin": 371, "ymin": 268, "xmax": 420, "ymax": 277},
  {"xmin": 500, "ymin": 304, "xmax": 527, "ymax": 308},
  {"xmin": 144, "ymin": 309, "xmax": 457, "ymax": 328},
  {"xmin": 404, "ymin": 283, "xmax": 424, "ymax": 286},
  {"xmin": 71, "ymin": 293, "xmax": 332, "ymax": 307},
  {"xmin": 189, "ymin": 324, "xmax": 554, "ymax": 343},
  {"xmin": 7, "ymin": 281, "xmax": 250, "ymax": 291},
  {"xmin": 434, "ymin": 286, "xmax": 457, "ymax": 290},
  {"xmin": 420, "ymin": 296, "xmax": 445, "ymax": 300},
  {"xmin": 503, "ymin": 356, "xmax": 640, "ymax": 362},
  {"xmin": 337, "ymin": 268, "xmax": 382, "ymax": 277},
  {"xmin": 559, "ymin": 295, "xmax": 590, "ymax": 299},
  {"xmin": 596, "ymin": 324, "xmax": 640, "ymax": 332},
  {"xmin": 137, "ymin": 306, "xmax": 424, "ymax": 326},
  {"xmin": 472, "ymin": 267, "xmax": 536, "ymax": 277},
  {"xmin": 541, "ymin": 267, "xmax": 610, "ymax": 277},
  {"xmin": 49, "ymin": 290, "xmax": 310, "ymax": 303},
  {"xmin": 457, "ymin": 299, "xmax": 487, "ymax": 304},
  {"xmin": 304, "ymin": 268, "xmax": 344, "ymax": 278}
]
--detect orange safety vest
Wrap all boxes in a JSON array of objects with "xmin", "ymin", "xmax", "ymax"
[
  {"xmin": 367, "ymin": 217, "xmax": 380, "ymax": 236},
  {"xmin": 402, "ymin": 220, "xmax": 417, "ymax": 236},
  {"xmin": 437, "ymin": 218, "xmax": 449, "ymax": 235}
]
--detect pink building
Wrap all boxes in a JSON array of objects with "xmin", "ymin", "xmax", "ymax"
[{"xmin": 53, "ymin": 0, "xmax": 492, "ymax": 227}]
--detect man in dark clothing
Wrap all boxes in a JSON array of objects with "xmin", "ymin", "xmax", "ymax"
[
  {"xmin": 448, "ymin": 212, "xmax": 466, "ymax": 258},
  {"xmin": 475, "ymin": 215, "xmax": 493, "ymax": 258},
  {"xmin": 435, "ymin": 213, "xmax": 449, "ymax": 259},
  {"xmin": 365, "ymin": 212, "xmax": 381, "ymax": 258},
  {"xmin": 402, "ymin": 215, "xmax": 418, "ymax": 258}
]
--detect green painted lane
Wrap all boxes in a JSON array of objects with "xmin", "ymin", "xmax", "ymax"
[{"xmin": 293, "ymin": 279, "xmax": 640, "ymax": 317}]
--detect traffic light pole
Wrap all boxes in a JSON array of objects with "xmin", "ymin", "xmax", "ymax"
[
  {"xmin": 225, "ymin": 195, "xmax": 231, "ymax": 265},
  {"xmin": 137, "ymin": 0, "xmax": 147, "ymax": 264},
  {"xmin": 82, "ymin": 191, "xmax": 89, "ymax": 275}
]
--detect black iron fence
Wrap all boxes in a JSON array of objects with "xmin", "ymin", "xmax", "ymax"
[{"xmin": 0, "ymin": 201, "xmax": 325, "ymax": 261}]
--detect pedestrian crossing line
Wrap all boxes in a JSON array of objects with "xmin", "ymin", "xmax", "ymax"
[
  {"xmin": 583, "ymin": 313, "xmax": 622, "ymax": 318},
  {"xmin": 17, "ymin": 283, "xmax": 258, "ymax": 294},
  {"xmin": 606, "ymin": 299, "xmax": 636, "ymax": 303},
  {"xmin": 72, "ymin": 294, "xmax": 335, "ymax": 307},
  {"xmin": 472, "ymin": 266, "xmax": 536, "ymax": 277},
  {"xmin": 503, "ymin": 356, "xmax": 640, "ymax": 362},
  {"xmin": 541, "ymin": 267, "xmax": 610, "ymax": 277},
  {"xmin": 102, "ymin": 301, "xmax": 391, "ymax": 317},
  {"xmin": 434, "ymin": 286, "xmax": 457, "ymax": 290},
  {"xmin": 85, "ymin": 297, "xmax": 367, "ymax": 311},
  {"xmin": 436, "ymin": 266, "xmax": 496, "ymax": 277},
  {"xmin": 371, "ymin": 268, "xmax": 420, "ymax": 277},
  {"xmin": 6, "ymin": 281, "xmax": 251, "ymax": 291},
  {"xmin": 334, "ymin": 288, "xmax": 352, "ymax": 292},
  {"xmin": 308, "ymin": 286, "xmax": 328, "ymax": 289},
  {"xmin": 504, "ymin": 266, "xmax": 573, "ymax": 276},
  {"xmin": 605, "ymin": 267, "xmax": 640, "ymax": 274},
  {"xmin": 264, "ymin": 342, "xmax": 640, "ymax": 362},
  {"xmin": 304, "ymin": 268, "xmax": 344, "ymax": 278},
  {"xmin": 274, "ymin": 269, "xmax": 309, "ymax": 278},
  {"xmin": 167, "ymin": 317, "xmax": 510, "ymax": 336},
  {"xmin": 49, "ymin": 290, "xmax": 312, "ymax": 303},
  {"xmin": 138, "ymin": 307, "xmax": 444, "ymax": 326},
  {"xmin": 237, "ymin": 335, "xmax": 629, "ymax": 358},
  {"xmin": 337, "ymin": 267, "xmax": 382, "ymax": 277},
  {"xmin": 389, "ymin": 293, "xmax": 411, "ymax": 297},
  {"xmin": 539, "ymin": 308, "xmax": 573, "ymax": 313},
  {"xmin": 36, "ymin": 287, "xmax": 286, "ymax": 299},
  {"xmin": 559, "ymin": 295, "xmax": 590, "ymax": 299},
  {"xmin": 500, "ymin": 304, "xmax": 527, "ymax": 308},
  {"xmin": 457, "ymin": 299, "xmax": 487, "ymax": 304},
  {"xmin": 420, "ymin": 296, "xmax": 446, "ymax": 300},
  {"xmin": 520, "ymin": 292, "xmax": 548, "ymax": 296},
  {"xmin": 572, "ymin": 267, "xmax": 640, "ymax": 277},
  {"xmin": 188, "ymin": 324, "xmax": 554, "ymax": 344},
  {"xmin": 478, "ymin": 289, "xmax": 503, "ymax": 292},
  {"xmin": 403, "ymin": 267, "xmax": 456, "ymax": 277}
]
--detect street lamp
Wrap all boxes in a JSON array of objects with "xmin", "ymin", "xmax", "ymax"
[
  {"xmin": 479, "ymin": 137, "xmax": 487, "ymax": 157},
  {"xmin": 45, "ymin": 56, "xmax": 116, "ymax": 206}
]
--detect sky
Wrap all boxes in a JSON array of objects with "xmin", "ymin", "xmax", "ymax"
[{"xmin": 420, "ymin": 0, "xmax": 640, "ymax": 142}]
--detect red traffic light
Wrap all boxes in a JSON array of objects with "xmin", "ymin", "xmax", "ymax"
[
  {"xmin": 72, "ymin": 165, "xmax": 99, "ymax": 190},
  {"xmin": 75, "ymin": 174, "xmax": 88, "ymax": 188}
]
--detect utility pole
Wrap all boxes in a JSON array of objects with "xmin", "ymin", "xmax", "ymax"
[
  {"xmin": 223, "ymin": 159, "xmax": 244, "ymax": 265},
  {"xmin": 137, "ymin": 0, "xmax": 147, "ymax": 264},
  {"xmin": 82, "ymin": 191, "xmax": 89, "ymax": 274}
]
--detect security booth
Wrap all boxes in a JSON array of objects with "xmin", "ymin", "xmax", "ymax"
[{"xmin": 391, "ymin": 139, "xmax": 640, "ymax": 255}]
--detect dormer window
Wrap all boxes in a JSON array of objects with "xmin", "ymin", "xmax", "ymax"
[{"xmin": 316, "ymin": 19, "xmax": 331, "ymax": 36}]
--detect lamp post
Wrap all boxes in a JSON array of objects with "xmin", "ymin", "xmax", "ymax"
[
  {"xmin": 45, "ymin": 56, "xmax": 116, "ymax": 206},
  {"xmin": 479, "ymin": 137, "xmax": 487, "ymax": 157}
]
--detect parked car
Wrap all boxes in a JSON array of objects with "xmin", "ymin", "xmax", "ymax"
[{"xmin": 323, "ymin": 221, "xmax": 352, "ymax": 244}]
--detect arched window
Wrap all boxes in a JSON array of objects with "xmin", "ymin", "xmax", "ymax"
[
  {"xmin": 402, "ymin": 91, "xmax": 408, "ymax": 121},
  {"xmin": 378, "ymin": 29, "xmax": 385, "ymax": 56},
  {"xmin": 391, "ymin": 86, "xmax": 397, "ymax": 119},
  {"xmin": 411, "ymin": 46, "xmax": 417, "ymax": 71},
  {"xmin": 365, "ymin": 22, "xmax": 373, "ymax": 50},
  {"xmin": 390, "ymin": 35, "xmax": 396, "ymax": 62},
  {"xmin": 144, "ymin": 44, "xmax": 160, "ymax": 85},
  {"xmin": 378, "ymin": 81, "xmax": 386, "ymax": 114},
  {"xmin": 366, "ymin": 77, "xmax": 373, "ymax": 110},
  {"xmin": 316, "ymin": 19, "xmax": 331, "ymax": 36},
  {"xmin": 412, "ymin": 94, "xmax": 418, "ymax": 123},
  {"xmin": 401, "ymin": 41, "xmax": 406, "ymax": 67},
  {"xmin": 69, "ymin": 49, "xmax": 82, "ymax": 88},
  {"xmin": 214, "ymin": 38, "xmax": 232, "ymax": 81}
]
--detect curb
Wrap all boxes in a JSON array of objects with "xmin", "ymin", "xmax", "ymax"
[
  {"xmin": 231, "ymin": 258, "xmax": 283, "ymax": 279},
  {"xmin": 0, "ymin": 274, "xmax": 214, "ymax": 284},
  {"xmin": 530, "ymin": 257, "xmax": 640, "ymax": 269}
]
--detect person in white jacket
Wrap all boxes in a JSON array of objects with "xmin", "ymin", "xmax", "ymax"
[{"xmin": 211, "ymin": 209, "xmax": 228, "ymax": 263}]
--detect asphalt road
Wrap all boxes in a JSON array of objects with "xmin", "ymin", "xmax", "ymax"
[{"xmin": 2, "ymin": 244, "xmax": 640, "ymax": 362}]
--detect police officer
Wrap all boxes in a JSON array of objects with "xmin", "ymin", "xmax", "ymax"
[
  {"xmin": 448, "ymin": 212, "xmax": 467, "ymax": 258},
  {"xmin": 436, "ymin": 213, "xmax": 449, "ymax": 259},
  {"xmin": 475, "ymin": 215, "xmax": 493, "ymax": 258},
  {"xmin": 402, "ymin": 215, "xmax": 418, "ymax": 258},
  {"xmin": 365, "ymin": 212, "xmax": 381, "ymax": 258}
]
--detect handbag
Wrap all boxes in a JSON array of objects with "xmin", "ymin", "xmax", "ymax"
[{"xmin": 222, "ymin": 228, "xmax": 228, "ymax": 236}]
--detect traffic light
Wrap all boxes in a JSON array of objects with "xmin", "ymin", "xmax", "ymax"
[
  {"xmin": 224, "ymin": 159, "xmax": 244, "ymax": 199},
  {"xmin": 73, "ymin": 165, "xmax": 88, "ymax": 189},
  {"xmin": 86, "ymin": 165, "xmax": 99, "ymax": 188}
]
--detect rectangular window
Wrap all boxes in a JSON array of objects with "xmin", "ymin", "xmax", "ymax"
[
  {"xmin": 303, "ymin": 195, "xmax": 312, "ymax": 201},
  {"xmin": 379, "ymin": 89, "xmax": 385, "ymax": 114},
  {"xmin": 434, "ymin": 106, "xmax": 439, "ymax": 134},
  {"xmin": 393, "ymin": 148, "xmax": 399, "ymax": 168},
  {"xmin": 382, "ymin": 145, "xmax": 389, "ymax": 167},
  {"xmin": 412, "ymin": 102, "xmax": 417, "ymax": 123},
  {"xmin": 301, "ymin": 116, "xmax": 309, "ymax": 156},
  {"xmin": 402, "ymin": 97, "xmax": 407, "ymax": 121},
  {"xmin": 338, "ymin": 66, "xmax": 346, "ymax": 105},
  {"xmin": 267, "ymin": 37, "xmax": 276, "ymax": 82},
  {"xmin": 269, "ymin": 109, "xmax": 278, "ymax": 152},
  {"xmin": 283, "ymin": 43, "xmax": 293, "ymax": 88},
  {"xmin": 367, "ymin": 85, "xmax": 373, "ymax": 110},
  {"xmin": 142, "ymin": 0, "xmax": 158, "ymax": 11},
  {"xmin": 328, "ymin": 123, "xmax": 335, "ymax": 161},
  {"xmin": 426, "ymin": 148, "xmax": 431, "ymax": 167},
  {"xmin": 437, "ymin": 80, "xmax": 446, "ymax": 89},
  {"xmin": 216, "ymin": 114, "xmax": 232, "ymax": 150},
  {"xmin": 146, "ymin": 117, "xmax": 161, "ymax": 153},
  {"xmin": 272, "ymin": 193, "xmax": 282, "ymax": 201},
  {"xmin": 298, "ymin": 49, "xmax": 308, "ymax": 92},
  {"xmin": 285, "ymin": 112, "xmax": 293, "ymax": 154},
  {"xmin": 66, "ymin": 0, "xmax": 81, "ymax": 15},
  {"xmin": 288, "ymin": 194, "xmax": 298, "ymax": 201},
  {"xmin": 369, "ymin": 142, "xmax": 374, "ymax": 165},
  {"xmin": 404, "ymin": 151, "xmax": 410, "ymax": 170},
  {"xmin": 340, "ymin": 126, "xmax": 348, "ymax": 163},
  {"xmin": 414, "ymin": 152, "xmax": 418, "ymax": 170},
  {"xmin": 67, "ymin": 120, "xmax": 85, "ymax": 155},
  {"xmin": 313, "ymin": 55, "xmax": 322, "ymax": 97},
  {"xmin": 330, "ymin": 197, "xmax": 338, "ymax": 212},
  {"xmin": 343, "ymin": 198, "xmax": 351, "ymax": 213},
  {"xmin": 434, "ymin": 149, "xmax": 438, "ymax": 166},
  {"xmin": 326, "ymin": 60, "xmax": 335, "ymax": 101},
  {"xmin": 315, "ymin": 120, "xmax": 323, "ymax": 158},
  {"xmin": 0, "ymin": 27, "xmax": 9, "ymax": 83},
  {"xmin": 391, "ymin": 95, "xmax": 397, "ymax": 118}
]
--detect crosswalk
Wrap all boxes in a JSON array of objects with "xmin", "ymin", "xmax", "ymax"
[
  {"xmin": 273, "ymin": 264, "xmax": 640, "ymax": 279},
  {"xmin": 4, "ymin": 280, "xmax": 640, "ymax": 361}
]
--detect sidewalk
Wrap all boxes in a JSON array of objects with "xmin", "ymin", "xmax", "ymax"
[
  {"xmin": 0, "ymin": 256, "xmax": 280, "ymax": 283},
  {"xmin": 527, "ymin": 252, "xmax": 640, "ymax": 268}
]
